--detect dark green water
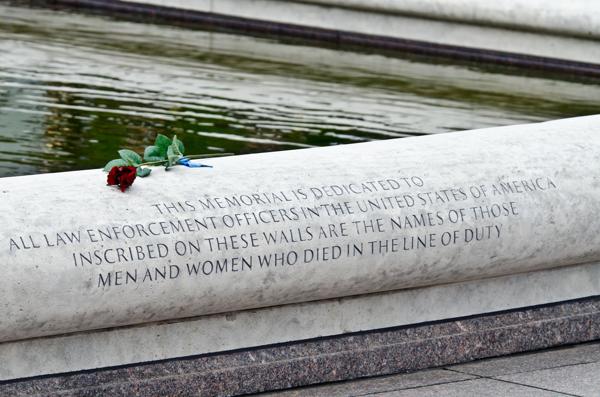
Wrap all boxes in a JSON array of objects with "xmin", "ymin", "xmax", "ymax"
[{"xmin": 1, "ymin": 5, "xmax": 599, "ymax": 177}]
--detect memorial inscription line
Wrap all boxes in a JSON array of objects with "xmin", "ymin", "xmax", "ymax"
[{"xmin": 6, "ymin": 175, "xmax": 558, "ymax": 289}]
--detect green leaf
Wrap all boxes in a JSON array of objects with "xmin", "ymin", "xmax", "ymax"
[
  {"xmin": 170, "ymin": 135, "xmax": 183, "ymax": 156},
  {"xmin": 155, "ymin": 134, "xmax": 172, "ymax": 154},
  {"xmin": 103, "ymin": 158, "xmax": 127, "ymax": 172},
  {"xmin": 144, "ymin": 145, "xmax": 164, "ymax": 162},
  {"xmin": 172, "ymin": 135, "xmax": 185, "ymax": 155},
  {"xmin": 137, "ymin": 167, "xmax": 152, "ymax": 177},
  {"xmin": 166, "ymin": 145, "xmax": 182, "ymax": 168},
  {"xmin": 118, "ymin": 149, "xmax": 142, "ymax": 166}
]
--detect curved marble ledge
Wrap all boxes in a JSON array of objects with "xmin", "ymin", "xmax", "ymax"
[
  {"xmin": 296, "ymin": 0, "xmax": 600, "ymax": 39},
  {"xmin": 1, "ymin": 115, "xmax": 600, "ymax": 342},
  {"xmin": 2, "ymin": 261, "xmax": 599, "ymax": 381},
  {"xmin": 120, "ymin": 0, "xmax": 600, "ymax": 65}
]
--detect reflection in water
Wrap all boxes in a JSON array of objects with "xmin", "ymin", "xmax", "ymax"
[{"xmin": 0, "ymin": 5, "xmax": 599, "ymax": 177}]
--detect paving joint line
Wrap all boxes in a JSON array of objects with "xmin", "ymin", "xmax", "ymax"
[
  {"xmin": 356, "ymin": 376, "xmax": 484, "ymax": 396},
  {"xmin": 488, "ymin": 377, "xmax": 582, "ymax": 397},
  {"xmin": 445, "ymin": 368, "xmax": 581, "ymax": 396},
  {"xmin": 443, "ymin": 347, "xmax": 600, "ymax": 377}
]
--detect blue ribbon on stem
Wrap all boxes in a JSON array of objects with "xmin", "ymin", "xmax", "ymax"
[{"xmin": 177, "ymin": 157, "xmax": 213, "ymax": 168}]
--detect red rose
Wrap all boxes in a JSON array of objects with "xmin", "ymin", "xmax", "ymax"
[{"xmin": 107, "ymin": 166, "xmax": 137, "ymax": 192}]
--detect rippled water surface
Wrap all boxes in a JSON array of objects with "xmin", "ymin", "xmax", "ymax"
[{"xmin": 1, "ymin": 5, "xmax": 600, "ymax": 177}]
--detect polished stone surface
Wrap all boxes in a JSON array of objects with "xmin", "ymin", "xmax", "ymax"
[
  {"xmin": 1, "ymin": 296, "xmax": 598, "ymax": 396},
  {"xmin": 2, "ymin": 116, "xmax": 600, "ymax": 343},
  {"xmin": 260, "ymin": 369, "xmax": 478, "ymax": 396},
  {"xmin": 261, "ymin": 342, "xmax": 600, "ymax": 396}
]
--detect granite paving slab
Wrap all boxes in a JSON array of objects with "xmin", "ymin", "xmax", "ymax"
[
  {"xmin": 497, "ymin": 362, "xmax": 600, "ymax": 397},
  {"xmin": 447, "ymin": 341, "xmax": 600, "ymax": 377},
  {"xmin": 370, "ymin": 378, "xmax": 569, "ymax": 397}
]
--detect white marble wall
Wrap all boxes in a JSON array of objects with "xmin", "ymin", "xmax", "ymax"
[
  {"xmin": 2, "ymin": 261, "xmax": 599, "ymax": 380},
  {"xmin": 124, "ymin": 0, "xmax": 600, "ymax": 64},
  {"xmin": 1, "ymin": 115, "xmax": 600, "ymax": 342},
  {"xmin": 299, "ymin": 0, "xmax": 600, "ymax": 38}
]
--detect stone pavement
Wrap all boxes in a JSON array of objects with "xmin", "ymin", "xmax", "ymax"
[{"xmin": 259, "ymin": 342, "xmax": 600, "ymax": 396}]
